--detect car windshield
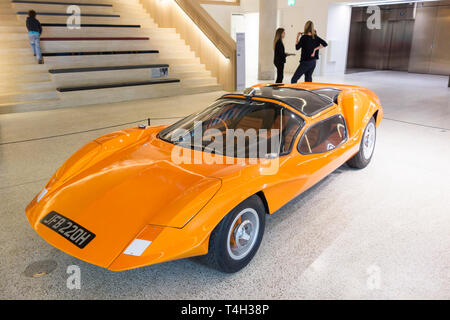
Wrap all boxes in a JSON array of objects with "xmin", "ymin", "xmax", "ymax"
[{"xmin": 159, "ymin": 99, "xmax": 305, "ymax": 158}]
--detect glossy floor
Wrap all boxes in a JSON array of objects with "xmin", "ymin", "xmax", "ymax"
[{"xmin": 0, "ymin": 71, "xmax": 449, "ymax": 299}]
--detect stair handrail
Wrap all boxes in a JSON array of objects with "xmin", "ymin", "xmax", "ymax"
[
  {"xmin": 139, "ymin": 0, "xmax": 236, "ymax": 91},
  {"xmin": 175, "ymin": 0, "xmax": 236, "ymax": 59}
]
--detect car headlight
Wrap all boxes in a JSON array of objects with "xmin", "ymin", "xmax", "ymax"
[{"xmin": 123, "ymin": 225, "xmax": 163, "ymax": 257}]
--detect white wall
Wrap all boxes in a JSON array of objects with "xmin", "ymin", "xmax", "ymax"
[
  {"xmin": 244, "ymin": 13, "xmax": 260, "ymax": 85},
  {"xmin": 278, "ymin": 0, "xmax": 332, "ymax": 76},
  {"xmin": 201, "ymin": 0, "xmax": 259, "ymax": 34},
  {"xmin": 230, "ymin": 12, "xmax": 260, "ymax": 85},
  {"xmin": 324, "ymin": 3, "xmax": 352, "ymax": 75},
  {"xmin": 278, "ymin": 6, "xmax": 305, "ymax": 74},
  {"xmin": 204, "ymin": 0, "xmax": 355, "ymax": 78}
]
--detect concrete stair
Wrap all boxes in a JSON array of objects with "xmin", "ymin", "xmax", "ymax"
[{"xmin": 0, "ymin": 0, "xmax": 222, "ymax": 114}]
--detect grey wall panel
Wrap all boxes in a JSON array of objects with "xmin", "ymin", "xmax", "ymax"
[
  {"xmin": 346, "ymin": 21, "xmax": 363, "ymax": 69},
  {"xmin": 347, "ymin": 1, "xmax": 450, "ymax": 75},
  {"xmin": 347, "ymin": 6, "xmax": 413, "ymax": 71},
  {"xmin": 388, "ymin": 20, "xmax": 414, "ymax": 71}
]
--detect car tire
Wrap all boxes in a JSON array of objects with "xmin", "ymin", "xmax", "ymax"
[
  {"xmin": 347, "ymin": 117, "xmax": 377, "ymax": 169},
  {"xmin": 202, "ymin": 195, "xmax": 266, "ymax": 273}
]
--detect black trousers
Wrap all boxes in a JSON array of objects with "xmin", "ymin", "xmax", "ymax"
[
  {"xmin": 275, "ymin": 63, "xmax": 284, "ymax": 83},
  {"xmin": 291, "ymin": 60, "xmax": 317, "ymax": 83}
]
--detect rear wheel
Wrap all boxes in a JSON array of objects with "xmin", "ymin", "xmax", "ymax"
[
  {"xmin": 202, "ymin": 196, "xmax": 265, "ymax": 273},
  {"xmin": 347, "ymin": 117, "xmax": 377, "ymax": 169}
]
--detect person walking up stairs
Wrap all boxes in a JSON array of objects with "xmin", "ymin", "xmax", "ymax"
[{"xmin": 26, "ymin": 10, "xmax": 43, "ymax": 64}]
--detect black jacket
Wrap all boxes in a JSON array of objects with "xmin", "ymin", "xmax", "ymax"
[
  {"xmin": 296, "ymin": 35, "xmax": 327, "ymax": 62},
  {"xmin": 274, "ymin": 40, "xmax": 287, "ymax": 66},
  {"xmin": 26, "ymin": 17, "xmax": 42, "ymax": 34}
]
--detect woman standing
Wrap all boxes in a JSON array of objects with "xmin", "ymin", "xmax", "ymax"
[
  {"xmin": 273, "ymin": 28, "xmax": 289, "ymax": 84},
  {"xmin": 291, "ymin": 21, "xmax": 327, "ymax": 83},
  {"xmin": 26, "ymin": 10, "xmax": 43, "ymax": 64}
]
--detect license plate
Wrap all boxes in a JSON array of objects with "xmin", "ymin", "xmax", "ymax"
[{"xmin": 40, "ymin": 212, "xmax": 96, "ymax": 249}]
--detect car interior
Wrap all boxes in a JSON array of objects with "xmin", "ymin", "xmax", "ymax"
[{"xmin": 299, "ymin": 115, "xmax": 347, "ymax": 154}]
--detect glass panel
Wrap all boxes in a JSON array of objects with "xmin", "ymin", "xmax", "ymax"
[
  {"xmin": 250, "ymin": 86, "xmax": 334, "ymax": 116},
  {"xmin": 159, "ymin": 99, "xmax": 305, "ymax": 158},
  {"xmin": 298, "ymin": 115, "xmax": 347, "ymax": 154},
  {"xmin": 310, "ymin": 88, "xmax": 341, "ymax": 103}
]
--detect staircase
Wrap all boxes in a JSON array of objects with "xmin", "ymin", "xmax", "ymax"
[{"xmin": 0, "ymin": 0, "xmax": 222, "ymax": 114}]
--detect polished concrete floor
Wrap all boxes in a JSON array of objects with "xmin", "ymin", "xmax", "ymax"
[{"xmin": 0, "ymin": 71, "xmax": 449, "ymax": 299}]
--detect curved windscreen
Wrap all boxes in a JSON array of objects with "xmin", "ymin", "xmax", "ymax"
[{"xmin": 159, "ymin": 99, "xmax": 305, "ymax": 158}]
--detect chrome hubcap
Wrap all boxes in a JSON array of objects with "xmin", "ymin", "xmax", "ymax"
[
  {"xmin": 362, "ymin": 122, "xmax": 376, "ymax": 160},
  {"xmin": 227, "ymin": 208, "xmax": 259, "ymax": 260}
]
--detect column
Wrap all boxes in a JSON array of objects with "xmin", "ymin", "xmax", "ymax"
[{"xmin": 258, "ymin": 0, "xmax": 278, "ymax": 80}]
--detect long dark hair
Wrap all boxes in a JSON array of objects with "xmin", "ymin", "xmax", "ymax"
[{"xmin": 273, "ymin": 28, "xmax": 285, "ymax": 50}]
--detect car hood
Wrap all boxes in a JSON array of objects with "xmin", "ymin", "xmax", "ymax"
[{"xmin": 25, "ymin": 127, "xmax": 222, "ymax": 267}]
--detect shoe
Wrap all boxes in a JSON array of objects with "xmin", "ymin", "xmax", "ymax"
[{"xmin": 38, "ymin": 59, "xmax": 44, "ymax": 64}]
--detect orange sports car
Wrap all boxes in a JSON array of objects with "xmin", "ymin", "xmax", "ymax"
[{"xmin": 26, "ymin": 82, "xmax": 383, "ymax": 273}]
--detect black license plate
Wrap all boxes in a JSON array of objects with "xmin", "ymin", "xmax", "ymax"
[{"xmin": 40, "ymin": 211, "xmax": 96, "ymax": 249}]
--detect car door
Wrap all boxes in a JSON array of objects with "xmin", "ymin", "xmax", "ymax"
[
  {"xmin": 295, "ymin": 114, "xmax": 351, "ymax": 190},
  {"xmin": 262, "ymin": 113, "xmax": 354, "ymax": 213}
]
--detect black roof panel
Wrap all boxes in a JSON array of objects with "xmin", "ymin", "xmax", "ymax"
[
  {"xmin": 310, "ymin": 88, "xmax": 342, "ymax": 104},
  {"xmin": 224, "ymin": 86, "xmax": 336, "ymax": 117}
]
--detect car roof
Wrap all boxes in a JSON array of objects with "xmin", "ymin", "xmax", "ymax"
[{"xmin": 221, "ymin": 85, "xmax": 341, "ymax": 117}]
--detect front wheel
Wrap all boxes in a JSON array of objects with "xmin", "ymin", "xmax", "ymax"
[
  {"xmin": 347, "ymin": 117, "xmax": 377, "ymax": 169},
  {"xmin": 202, "ymin": 196, "xmax": 266, "ymax": 273}
]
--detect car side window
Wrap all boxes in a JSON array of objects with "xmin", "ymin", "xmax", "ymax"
[
  {"xmin": 276, "ymin": 109, "xmax": 305, "ymax": 155},
  {"xmin": 298, "ymin": 115, "xmax": 347, "ymax": 154}
]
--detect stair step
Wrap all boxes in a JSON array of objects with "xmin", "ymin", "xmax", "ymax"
[
  {"xmin": 0, "ymin": 89, "xmax": 59, "ymax": 103},
  {"xmin": 0, "ymin": 72, "xmax": 51, "ymax": 82},
  {"xmin": 181, "ymin": 84, "xmax": 223, "ymax": 95},
  {"xmin": 44, "ymin": 53, "xmax": 160, "ymax": 69},
  {"xmin": 57, "ymin": 78, "xmax": 180, "ymax": 92},
  {"xmin": 0, "ymin": 97, "xmax": 61, "ymax": 114},
  {"xmin": 170, "ymin": 64, "xmax": 207, "ymax": 72},
  {"xmin": 12, "ymin": 1, "xmax": 113, "ymax": 7},
  {"xmin": 41, "ymin": 37, "xmax": 149, "ymax": 41},
  {"xmin": 12, "ymin": 2, "xmax": 115, "ymax": 15},
  {"xmin": 49, "ymin": 64, "xmax": 169, "ymax": 74},
  {"xmin": 180, "ymin": 76, "xmax": 217, "ymax": 86},
  {"xmin": 0, "ymin": 81, "xmax": 56, "ymax": 92},
  {"xmin": 0, "ymin": 0, "xmax": 222, "ymax": 114},
  {"xmin": 17, "ymin": 11, "xmax": 120, "ymax": 17},
  {"xmin": 43, "ymin": 50, "xmax": 158, "ymax": 57},
  {"xmin": 173, "ymin": 71, "xmax": 212, "ymax": 80},
  {"xmin": 41, "ymin": 23, "xmax": 140, "ymax": 28}
]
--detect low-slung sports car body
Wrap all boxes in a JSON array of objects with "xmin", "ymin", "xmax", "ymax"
[{"xmin": 26, "ymin": 82, "xmax": 383, "ymax": 273}]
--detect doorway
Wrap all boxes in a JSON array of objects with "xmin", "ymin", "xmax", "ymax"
[{"xmin": 346, "ymin": 4, "xmax": 414, "ymax": 72}]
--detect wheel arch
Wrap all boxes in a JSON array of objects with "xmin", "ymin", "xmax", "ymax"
[
  {"xmin": 255, "ymin": 191, "xmax": 270, "ymax": 215},
  {"xmin": 373, "ymin": 110, "xmax": 379, "ymax": 122}
]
